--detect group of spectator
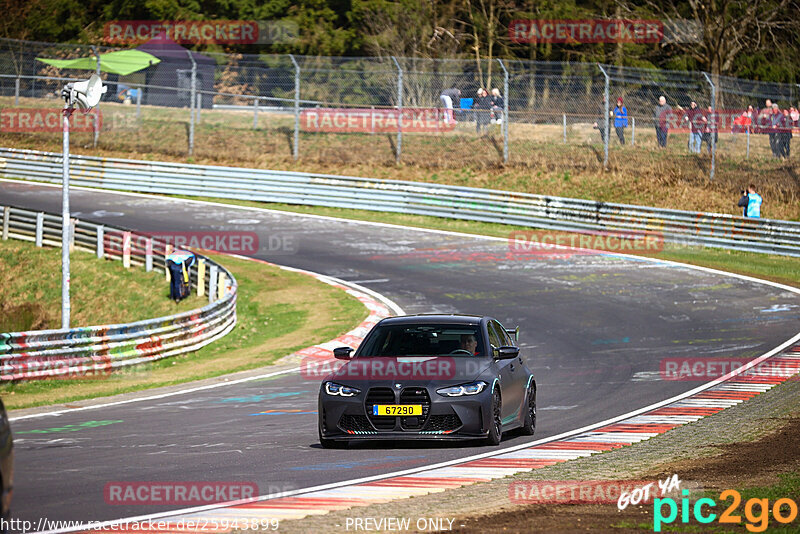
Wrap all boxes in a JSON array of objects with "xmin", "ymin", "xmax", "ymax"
[
  {"xmin": 439, "ymin": 87, "xmax": 504, "ymax": 135},
  {"xmin": 733, "ymin": 99, "xmax": 798, "ymax": 158},
  {"xmin": 650, "ymin": 97, "xmax": 798, "ymax": 158}
]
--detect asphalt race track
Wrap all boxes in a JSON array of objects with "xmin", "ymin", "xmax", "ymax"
[{"xmin": 2, "ymin": 180, "xmax": 800, "ymax": 526}]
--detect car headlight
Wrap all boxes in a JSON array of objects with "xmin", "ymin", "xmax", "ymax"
[
  {"xmin": 324, "ymin": 382, "xmax": 361, "ymax": 397},
  {"xmin": 436, "ymin": 380, "xmax": 487, "ymax": 397}
]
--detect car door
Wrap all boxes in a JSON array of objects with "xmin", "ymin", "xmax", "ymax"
[
  {"xmin": 497, "ymin": 323, "xmax": 528, "ymax": 420},
  {"xmin": 488, "ymin": 320, "xmax": 516, "ymax": 425}
]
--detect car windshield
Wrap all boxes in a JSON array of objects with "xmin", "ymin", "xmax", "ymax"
[{"xmin": 356, "ymin": 324, "xmax": 484, "ymax": 357}]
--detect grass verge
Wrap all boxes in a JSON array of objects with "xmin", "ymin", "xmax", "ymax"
[{"xmin": 0, "ymin": 252, "xmax": 367, "ymax": 410}]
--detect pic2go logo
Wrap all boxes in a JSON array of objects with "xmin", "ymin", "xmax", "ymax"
[{"xmin": 654, "ymin": 489, "xmax": 799, "ymax": 532}]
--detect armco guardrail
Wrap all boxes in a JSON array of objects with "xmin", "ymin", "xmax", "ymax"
[
  {"xmin": 1, "ymin": 147, "xmax": 799, "ymax": 257},
  {"xmin": 0, "ymin": 204, "xmax": 237, "ymax": 381}
]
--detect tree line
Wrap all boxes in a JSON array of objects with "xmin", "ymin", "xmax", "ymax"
[{"xmin": 2, "ymin": 0, "xmax": 797, "ymax": 85}]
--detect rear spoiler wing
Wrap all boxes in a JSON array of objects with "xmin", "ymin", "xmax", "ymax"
[{"xmin": 506, "ymin": 326, "xmax": 520, "ymax": 343}]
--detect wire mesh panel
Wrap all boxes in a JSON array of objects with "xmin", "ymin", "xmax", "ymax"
[{"xmin": 1, "ymin": 37, "xmax": 799, "ymax": 181}]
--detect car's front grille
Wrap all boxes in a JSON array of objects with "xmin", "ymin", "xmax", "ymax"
[
  {"xmin": 424, "ymin": 414, "xmax": 462, "ymax": 433},
  {"xmin": 400, "ymin": 387, "xmax": 431, "ymax": 430},
  {"xmin": 365, "ymin": 387, "xmax": 397, "ymax": 430},
  {"xmin": 338, "ymin": 414, "xmax": 374, "ymax": 433}
]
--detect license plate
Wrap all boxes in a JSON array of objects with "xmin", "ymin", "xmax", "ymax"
[{"xmin": 372, "ymin": 404, "xmax": 422, "ymax": 416}]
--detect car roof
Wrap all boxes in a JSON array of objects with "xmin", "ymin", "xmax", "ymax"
[{"xmin": 377, "ymin": 314, "xmax": 485, "ymax": 326}]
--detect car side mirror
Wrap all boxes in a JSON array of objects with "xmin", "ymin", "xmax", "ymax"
[
  {"xmin": 495, "ymin": 346, "xmax": 519, "ymax": 359},
  {"xmin": 333, "ymin": 347, "xmax": 353, "ymax": 360}
]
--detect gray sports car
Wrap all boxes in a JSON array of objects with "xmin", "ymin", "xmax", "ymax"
[{"xmin": 318, "ymin": 314, "xmax": 536, "ymax": 447}]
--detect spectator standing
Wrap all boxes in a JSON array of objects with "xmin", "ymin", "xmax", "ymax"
[
  {"xmin": 439, "ymin": 87, "xmax": 461, "ymax": 125},
  {"xmin": 654, "ymin": 95, "xmax": 671, "ymax": 148},
  {"xmin": 770, "ymin": 103, "xmax": 783, "ymax": 158},
  {"xmin": 758, "ymin": 99, "xmax": 778, "ymax": 156},
  {"xmin": 490, "ymin": 88, "xmax": 504, "ymax": 124},
  {"xmin": 613, "ymin": 97, "xmax": 627, "ymax": 145},
  {"xmin": 779, "ymin": 108, "xmax": 791, "ymax": 158},
  {"xmin": 684, "ymin": 101, "xmax": 703, "ymax": 153},
  {"xmin": 593, "ymin": 103, "xmax": 612, "ymax": 144},
  {"xmin": 737, "ymin": 184, "xmax": 762, "ymax": 218},
  {"xmin": 474, "ymin": 88, "xmax": 492, "ymax": 135},
  {"xmin": 701, "ymin": 105, "xmax": 718, "ymax": 154}
]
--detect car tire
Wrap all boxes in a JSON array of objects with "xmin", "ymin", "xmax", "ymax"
[
  {"xmin": 485, "ymin": 389, "xmax": 502, "ymax": 446},
  {"xmin": 521, "ymin": 386, "xmax": 536, "ymax": 436}
]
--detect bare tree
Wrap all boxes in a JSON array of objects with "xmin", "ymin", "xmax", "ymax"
[
  {"xmin": 617, "ymin": 0, "xmax": 797, "ymax": 95},
  {"xmin": 360, "ymin": 0, "xmax": 464, "ymax": 107}
]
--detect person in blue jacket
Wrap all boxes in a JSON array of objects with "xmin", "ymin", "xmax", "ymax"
[
  {"xmin": 737, "ymin": 184, "xmax": 763, "ymax": 218},
  {"xmin": 613, "ymin": 97, "xmax": 628, "ymax": 145}
]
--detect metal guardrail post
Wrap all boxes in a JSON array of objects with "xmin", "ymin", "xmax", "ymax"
[
  {"xmin": 2, "ymin": 206, "xmax": 9, "ymax": 240},
  {"xmin": 498, "ymin": 59, "xmax": 510, "ymax": 163},
  {"xmin": 14, "ymin": 76, "xmax": 20, "ymax": 106},
  {"xmin": 196, "ymin": 93, "xmax": 202, "ymax": 122},
  {"xmin": 746, "ymin": 128, "xmax": 750, "ymax": 159},
  {"xmin": 136, "ymin": 87, "xmax": 142, "ymax": 119},
  {"xmin": 122, "ymin": 231, "xmax": 131, "ymax": 268},
  {"xmin": 253, "ymin": 97, "xmax": 259, "ymax": 129},
  {"xmin": 164, "ymin": 244, "xmax": 173, "ymax": 280},
  {"xmin": 597, "ymin": 64, "xmax": 610, "ymax": 167},
  {"xmin": 145, "ymin": 237, "xmax": 153, "ymax": 272},
  {"xmin": 96, "ymin": 225, "xmax": 104, "ymax": 258},
  {"xmin": 197, "ymin": 259, "xmax": 206, "ymax": 296},
  {"xmin": 391, "ymin": 56, "xmax": 403, "ymax": 164},
  {"xmin": 186, "ymin": 51, "xmax": 197, "ymax": 157},
  {"xmin": 289, "ymin": 54, "xmax": 300, "ymax": 161},
  {"xmin": 35, "ymin": 212, "xmax": 43, "ymax": 246},
  {"xmin": 209, "ymin": 264, "xmax": 218, "ymax": 303},
  {"xmin": 217, "ymin": 272, "xmax": 227, "ymax": 301},
  {"xmin": 703, "ymin": 72, "xmax": 716, "ymax": 180}
]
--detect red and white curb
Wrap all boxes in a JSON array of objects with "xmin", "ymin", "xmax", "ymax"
[{"xmin": 67, "ymin": 339, "xmax": 800, "ymax": 533}]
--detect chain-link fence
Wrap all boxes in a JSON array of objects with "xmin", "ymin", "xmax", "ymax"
[{"xmin": 1, "ymin": 38, "xmax": 799, "ymax": 179}]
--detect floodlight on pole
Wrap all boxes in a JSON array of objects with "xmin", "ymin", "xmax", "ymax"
[{"xmin": 60, "ymin": 74, "xmax": 106, "ymax": 329}]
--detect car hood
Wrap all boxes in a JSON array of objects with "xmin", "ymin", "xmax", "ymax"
[{"xmin": 323, "ymin": 356, "xmax": 493, "ymax": 388}]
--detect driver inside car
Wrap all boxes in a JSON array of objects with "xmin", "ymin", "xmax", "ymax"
[{"xmin": 453, "ymin": 333, "xmax": 478, "ymax": 355}]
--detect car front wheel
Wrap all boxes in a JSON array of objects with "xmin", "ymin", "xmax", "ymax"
[
  {"xmin": 521, "ymin": 386, "xmax": 536, "ymax": 436},
  {"xmin": 485, "ymin": 390, "xmax": 502, "ymax": 445}
]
